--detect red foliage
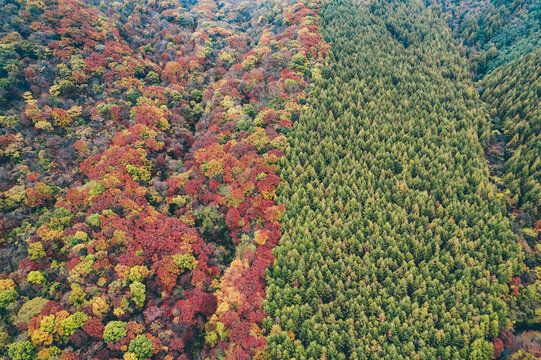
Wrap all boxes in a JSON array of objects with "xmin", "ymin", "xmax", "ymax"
[
  {"xmin": 18, "ymin": 259, "xmax": 40, "ymax": 272},
  {"xmin": 83, "ymin": 318, "xmax": 105, "ymax": 338},
  {"xmin": 226, "ymin": 208, "xmax": 242, "ymax": 230},
  {"xmin": 510, "ymin": 277, "xmax": 521, "ymax": 296},
  {"xmin": 494, "ymin": 338, "xmax": 504, "ymax": 358},
  {"xmin": 170, "ymin": 337, "xmax": 185, "ymax": 352},
  {"xmin": 186, "ymin": 178, "xmax": 205, "ymax": 195},
  {"xmin": 27, "ymin": 173, "xmax": 40, "ymax": 182},
  {"xmin": 229, "ymin": 321, "xmax": 251, "ymax": 343},
  {"xmin": 60, "ymin": 353, "xmax": 77, "ymax": 360},
  {"xmin": 41, "ymin": 301, "xmax": 62, "ymax": 316},
  {"xmin": 500, "ymin": 328, "xmax": 515, "ymax": 349},
  {"xmin": 25, "ymin": 184, "xmax": 54, "ymax": 208}
]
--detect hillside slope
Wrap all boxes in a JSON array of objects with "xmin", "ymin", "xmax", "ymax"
[{"xmin": 264, "ymin": 1, "xmax": 522, "ymax": 358}]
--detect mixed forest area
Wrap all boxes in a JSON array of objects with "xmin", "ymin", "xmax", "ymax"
[{"xmin": 0, "ymin": 0, "xmax": 539, "ymax": 359}]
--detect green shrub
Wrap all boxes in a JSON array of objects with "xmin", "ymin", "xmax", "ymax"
[
  {"xmin": 128, "ymin": 334, "xmax": 153, "ymax": 359},
  {"xmin": 129, "ymin": 282, "xmax": 146, "ymax": 308},
  {"xmin": 27, "ymin": 271, "xmax": 46, "ymax": 285},
  {"xmin": 103, "ymin": 321, "xmax": 127, "ymax": 343},
  {"xmin": 86, "ymin": 213, "xmax": 101, "ymax": 227},
  {"xmin": 61, "ymin": 311, "xmax": 89, "ymax": 336},
  {"xmin": 15, "ymin": 297, "xmax": 49, "ymax": 327},
  {"xmin": 8, "ymin": 340, "xmax": 36, "ymax": 360},
  {"xmin": 0, "ymin": 289, "xmax": 17, "ymax": 309}
]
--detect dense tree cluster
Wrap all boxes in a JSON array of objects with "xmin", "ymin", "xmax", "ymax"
[
  {"xmin": 442, "ymin": 0, "xmax": 540, "ymax": 76},
  {"xmin": 482, "ymin": 49, "xmax": 540, "ymax": 230},
  {"xmin": 0, "ymin": 0, "xmax": 327, "ymax": 358},
  {"xmin": 480, "ymin": 49, "xmax": 540, "ymax": 358},
  {"xmin": 264, "ymin": 1, "xmax": 522, "ymax": 359},
  {"xmin": 445, "ymin": 1, "xmax": 540, "ymax": 356},
  {"xmin": 1, "ymin": 0, "xmax": 538, "ymax": 359}
]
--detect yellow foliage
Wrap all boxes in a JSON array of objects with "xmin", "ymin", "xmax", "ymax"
[
  {"xmin": 25, "ymin": 0, "xmax": 46, "ymax": 13},
  {"xmin": 113, "ymin": 230, "xmax": 127, "ymax": 244},
  {"xmin": 124, "ymin": 352, "xmax": 138, "ymax": 360},
  {"xmin": 113, "ymin": 307, "xmax": 125, "ymax": 317},
  {"xmin": 34, "ymin": 121, "xmax": 54, "ymax": 131},
  {"xmin": 0, "ymin": 278, "xmax": 15, "ymax": 292},
  {"xmin": 202, "ymin": 159, "xmax": 224, "ymax": 178},
  {"xmin": 48, "ymin": 85, "xmax": 60, "ymax": 97},
  {"xmin": 220, "ymin": 95, "xmax": 235, "ymax": 110},
  {"xmin": 243, "ymin": 127, "xmax": 270, "ymax": 151},
  {"xmin": 31, "ymin": 310, "xmax": 69, "ymax": 347},
  {"xmin": 113, "ymin": 297, "xmax": 129, "ymax": 317},
  {"xmin": 254, "ymin": 230, "xmax": 269, "ymax": 246},
  {"xmin": 270, "ymin": 135, "xmax": 290, "ymax": 152},
  {"xmin": 91, "ymin": 296, "xmax": 110, "ymax": 318},
  {"xmin": 31, "ymin": 328, "xmax": 53, "ymax": 347},
  {"xmin": 67, "ymin": 105, "xmax": 82, "ymax": 119},
  {"xmin": 156, "ymin": 117, "xmax": 170, "ymax": 130},
  {"xmin": 129, "ymin": 265, "xmax": 150, "ymax": 282},
  {"xmin": 74, "ymin": 231, "xmax": 88, "ymax": 242},
  {"xmin": 23, "ymin": 91, "xmax": 36, "ymax": 105},
  {"xmin": 242, "ymin": 55, "xmax": 258, "ymax": 69},
  {"xmin": 218, "ymin": 50, "xmax": 234, "ymax": 64},
  {"xmin": 1, "ymin": 185, "xmax": 26, "ymax": 211},
  {"xmin": 70, "ymin": 244, "xmax": 86, "ymax": 255},
  {"xmin": 67, "ymin": 256, "xmax": 95, "ymax": 283},
  {"xmin": 115, "ymin": 264, "xmax": 130, "ymax": 280},
  {"xmin": 195, "ymin": 46, "xmax": 208, "ymax": 59},
  {"xmin": 28, "ymin": 242, "xmax": 46, "ymax": 263},
  {"xmin": 27, "ymin": 271, "xmax": 46, "ymax": 285},
  {"xmin": 37, "ymin": 346, "xmax": 62, "ymax": 359},
  {"xmin": 172, "ymin": 253, "xmax": 197, "ymax": 272}
]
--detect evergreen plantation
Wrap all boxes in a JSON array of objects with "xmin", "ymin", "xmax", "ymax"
[
  {"xmin": 482, "ymin": 49, "xmax": 540, "ymax": 223},
  {"xmin": 481, "ymin": 48, "xmax": 541, "ymax": 341},
  {"xmin": 264, "ymin": 0, "xmax": 523, "ymax": 359},
  {"xmin": 443, "ymin": 0, "xmax": 541, "ymax": 77}
]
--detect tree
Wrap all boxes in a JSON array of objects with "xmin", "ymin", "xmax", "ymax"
[
  {"xmin": 8, "ymin": 341, "xmax": 36, "ymax": 360},
  {"xmin": 128, "ymin": 334, "xmax": 154, "ymax": 359},
  {"xmin": 103, "ymin": 321, "xmax": 127, "ymax": 343}
]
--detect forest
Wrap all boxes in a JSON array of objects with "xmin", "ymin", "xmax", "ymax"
[{"xmin": 0, "ymin": 0, "xmax": 539, "ymax": 359}]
